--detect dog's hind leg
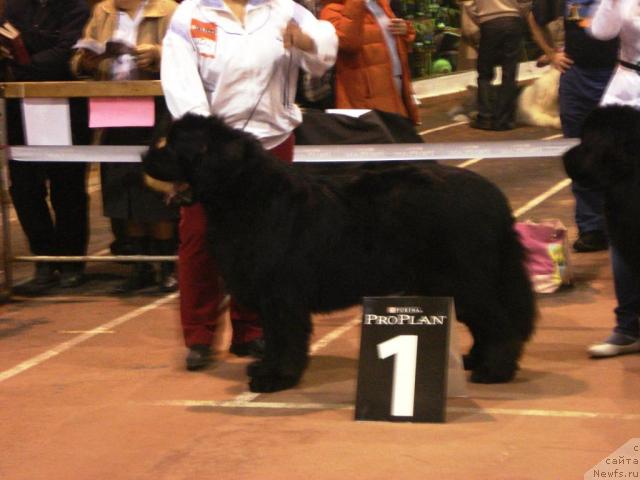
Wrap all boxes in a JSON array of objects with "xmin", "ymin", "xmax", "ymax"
[
  {"xmin": 248, "ymin": 298, "xmax": 312, "ymax": 393},
  {"xmin": 454, "ymin": 255, "xmax": 530, "ymax": 382}
]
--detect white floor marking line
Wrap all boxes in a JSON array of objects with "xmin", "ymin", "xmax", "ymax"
[
  {"xmin": 59, "ymin": 329, "xmax": 115, "ymax": 334},
  {"xmin": 513, "ymin": 178, "xmax": 572, "ymax": 219},
  {"xmin": 150, "ymin": 399, "xmax": 640, "ymax": 421},
  {"xmin": 0, "ymin": 292, "xmax": 178, "ymax": 383},
  {"xmin": 309, "ymin": 316, "xmax": 361, "ymax": 355},
  {"xmin": 448, "ymin": 407, "xmax": 640, "ymax": 420},
  {"xmin": 542, "ymin": 133, "xmax": 563, "ymax": 140},
  {"xmin": 419, "ymin": 121, "xmax": 469, "ymax": 135},
  {"xmin": 457, "ymin": 157, "xmax": 483, "ymax": 168}
]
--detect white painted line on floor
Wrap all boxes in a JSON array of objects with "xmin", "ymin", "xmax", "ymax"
[
  {"xmin": 457, "ymin": 157, "xmax": 483, "ymax": 168},
  {"xmin": 0, "ymin": 292, "xmax": 178, "ymax": 383},
  {"xmin": 59, "ymin": 329, "xmax": 115, "ymax": 334},
  {"xmin": 149, "ymin": 399, "xmax": 640, "ymax": 421},
  {"xmin": 513, "ymin": 178, "xmax": 572, "ymax": 219},
  {"xmin": 448, "ymin": 406, "xmax": 640, "ymax": 421},
  {"xmin": 310, "ymin": 316, "xmax": 361, "ymax": 355},
  {"xmin": 419, "ymin": 121, "xmax": 469, "ymax": 135}
]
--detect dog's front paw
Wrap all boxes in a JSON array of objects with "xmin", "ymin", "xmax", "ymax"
[
  {"xmin": 470, "ymin": 365, "xmax": 517, "ymax": 384},
  {"xmin": 246, "ymin": 359, "xmax": 274, "ymax": 377},
  {"xmin": 249, "ymin": 373, "xmax": 300, "ymax": 393}
]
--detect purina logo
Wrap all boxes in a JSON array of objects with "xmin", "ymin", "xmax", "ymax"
[{"xmin": 387, "ymin": 306, "xmax": 424, "ymax": 314}]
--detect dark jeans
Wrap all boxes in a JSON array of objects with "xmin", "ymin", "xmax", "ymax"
[
  {"xmin": 559, "ymin": 65, "xmax": 613, "ymax": 234},
  {"xmin": 476, "ymin": 16, "xmax": 524, "ymax": 128},
  {"xmin": 9, "ymin": 160, "xmax": 89, "ymax": 258},
  {"xmin": 611, "ymin": 247, "xmax": 640, "ymax": 338}
]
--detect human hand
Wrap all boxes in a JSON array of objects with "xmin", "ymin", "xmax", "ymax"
[
  {"xmin": 79, "ymin": 50, "xmax": 108, "ymax": 75},
  {"xmin": 283, "ymin": 20, "xmax": 317, "ymax": 53},
  {"xmin": 388, "ymin": 18, "xmax": 408, "ymax": 36},
  {"xmin": 135, "ymin": 44, "xmax": 160, "ymax": 70},
  {"xmin": 550, "ymin": 50, "xmax": 573, "ymax": 73}
]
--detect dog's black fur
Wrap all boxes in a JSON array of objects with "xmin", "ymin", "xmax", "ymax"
[
  {"xmin": 143, "ymin": 114, "xmax": 536, "ymax": 392},
  {"xmin": 563, "ymin": 105, "xmax": 640, "ymax": 274}
]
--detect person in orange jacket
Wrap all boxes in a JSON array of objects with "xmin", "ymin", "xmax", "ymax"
[{"xmin": 320, "ymin": 0, "xmax": 420, "ymax": 124}]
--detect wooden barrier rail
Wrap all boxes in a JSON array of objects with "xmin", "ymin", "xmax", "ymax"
[{"xmin": 0, "ymin": 80, "xmax": 163, "ymax": 98}]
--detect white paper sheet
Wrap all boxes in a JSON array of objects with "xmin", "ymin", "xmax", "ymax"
[{"xmin": 21, "ymin": 98, "xmax": 73, "ymax": 146}]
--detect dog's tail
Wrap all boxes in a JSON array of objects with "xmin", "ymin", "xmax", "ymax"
[{"xmin": 500, "ymin": 217, "xmax": 537, "ymax": 341}]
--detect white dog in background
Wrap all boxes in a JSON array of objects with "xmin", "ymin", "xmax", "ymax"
[
  {"xmin": 516, "ymin": 68, "xmax": 561, "ymax": 129},
  {"xmin": 449, "ymin": 68, "xmax": 561, "ymax": 129}
]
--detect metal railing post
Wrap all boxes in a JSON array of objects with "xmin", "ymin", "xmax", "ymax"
[{"xmin": 0, "ymin": 86, "xmax": 13, "ymax": 301}]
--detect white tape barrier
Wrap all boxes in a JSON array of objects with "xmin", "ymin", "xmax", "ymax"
[{"xmin": 9, "ymin": 138, "xmax": 578, "ymax": 164}]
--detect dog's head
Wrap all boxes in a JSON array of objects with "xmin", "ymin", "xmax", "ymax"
[
  {"xmin": 142, "ymin": 113, "xmax": 254, "ymax": 206},
  {"xmin": 563, "ymin": 105, "xmax": 640, "ymax": 189}
]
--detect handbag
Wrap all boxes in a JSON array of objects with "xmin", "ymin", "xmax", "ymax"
[{"xmin": 515, "ymin": 219, "xmax": 573, "ymax": 293}]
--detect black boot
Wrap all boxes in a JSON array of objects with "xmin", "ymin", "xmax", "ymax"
[
  {"xmin": 471, "ymin": 79, "xmax": 495, "ymax": 130},
  {"xmin": 112, "ymin": 237, "xmax": 156, "ymax": 294},
  {"xmin": 14, "ymin": 262, "xmax": 58, "ymax": 296}
]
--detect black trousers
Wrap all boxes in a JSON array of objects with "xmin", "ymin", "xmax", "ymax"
[
  {"xmin": 9, "ymin": 160, "xmax": 88, "ymax": 257},
  {"xmin": 476, "ymin": 16, "xmax": 524, "ymax": 128}
]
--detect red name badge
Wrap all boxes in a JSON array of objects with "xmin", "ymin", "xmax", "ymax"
[{"xmin": 190, "ymin": 19, "xmax": 217, "ymax": 41}]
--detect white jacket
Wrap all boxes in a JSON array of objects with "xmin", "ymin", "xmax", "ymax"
[
  {"xmin": 161, "ymin": 0, "xmax": 338, "ymax": 148},
  {"xmin": 590, "ymin": 0, "xmax": 640, "ymax": 109}
]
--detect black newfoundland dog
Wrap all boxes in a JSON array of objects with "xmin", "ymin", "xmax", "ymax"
[
  {"xmin": 143, "ymin": 114, "xmax": 536, "ymax": 393},
  {"xmin": 563, "ymin": 105, "xmax": 640, "ymax": 274}
]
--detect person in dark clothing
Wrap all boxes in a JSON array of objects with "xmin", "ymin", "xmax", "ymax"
[
  {"xmin": 1, "ymin": 0, "xmax": 91, "ymax": 294},
  {"xmin": 528, "ymin": 0, "xmax": 618, "ymax": 253},
  {"xmin": 468, "ymin": 0, "xmax": 531, "ymax": 131}
]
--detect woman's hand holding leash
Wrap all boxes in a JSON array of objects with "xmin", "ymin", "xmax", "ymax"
[{"xmin": 283, "ymin": 20, "xmax": 316, "ymax": 53}]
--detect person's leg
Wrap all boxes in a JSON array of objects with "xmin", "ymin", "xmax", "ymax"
[
  {"xmin": 559, "ymin": 66, "xmax": 611, "ymax": 251},
  {"xmin": 588, "ymin": 247, "xmax": 640, "ymax": 357},
  {"xmin": 8, "ymin": 160, "xmax": 58, "ymax": 292},
  {"xmin": 48, "ymin": 162, "xmax": 89, "ymax": 287},
  {"xmin": 178, "ymin": 203, "xmax": 227, "ymax": 369},
  {"xmin": 149, "ymin": 220, "xmax": 179, "ymax": 293},
  {"xmin": 473, "ymin": 21, "xmax": 498, "ymax": 128},
  {"xmin": 494, "ymin": 18, "xmax": 523, "ymax": 130},
  {"xmin": 112, "ymin": 222, "xmax": 155, "ymax": 294},
  {"xmin": 612, "ymin": 248, "xmax": 640, "ymax": 338}
]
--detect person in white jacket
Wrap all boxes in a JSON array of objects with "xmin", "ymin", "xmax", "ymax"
[
  {"xmin": 585, "ymin": 0, "xmax": 640, "ymax": 357},
  {"xmin": 161, "ymin": 0, "xmax": 337, "ymax": 370},
  {"xmin": 589, "ymin": 0, "xmax": 640, "ymax": 108}
]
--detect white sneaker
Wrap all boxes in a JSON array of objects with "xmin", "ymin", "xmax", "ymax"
[{"xmin": 588, "ymin": 334, "xmax": 640, "ymax": 358}]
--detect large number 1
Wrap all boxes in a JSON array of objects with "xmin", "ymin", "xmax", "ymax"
[{"xmin": 377, "ymin": 335, "xmax": 418, "ymax": 417}]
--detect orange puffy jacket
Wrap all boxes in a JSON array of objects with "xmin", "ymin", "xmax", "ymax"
[{"xmin": 320, "ymin": 0, "xmax": 420, "ymax": 124}]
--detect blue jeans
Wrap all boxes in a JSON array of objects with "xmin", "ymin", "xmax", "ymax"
[
  {"xmin": 559, "ymin": 65, "xmax": 613, "ymax": 234},
  {"xmin": 611, "ymin": 247, "xmax": 640, "ymax": 338}
]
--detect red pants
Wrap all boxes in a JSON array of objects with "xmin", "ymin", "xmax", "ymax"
[{"xmin": 178, "ymin": 134, "xmax": 294, "ymax": 348}]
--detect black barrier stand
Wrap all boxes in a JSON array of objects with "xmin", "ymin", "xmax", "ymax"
[{"xmin": 355, "ymin": 296, "xmax": 454, "ymax": 423}]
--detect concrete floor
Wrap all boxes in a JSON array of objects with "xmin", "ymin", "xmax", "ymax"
[{"xmin": 0, "ymin": 94, "xmax": 638, "ymax": 480}]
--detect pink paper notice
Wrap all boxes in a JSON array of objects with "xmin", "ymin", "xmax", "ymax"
[{"xmin": 89, "ymin": 97, "xmax": 155, "ymax": 128}]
